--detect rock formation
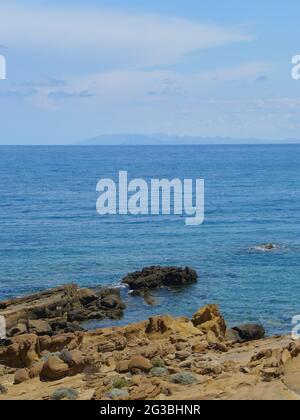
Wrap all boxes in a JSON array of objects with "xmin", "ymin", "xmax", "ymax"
[
  {"xmin": 122, "ymin": 266, "xmax": 198, "ymax": 289},
  {"xmin": 0, "ymin": 295, "xmax": 299, "ymax": 400},
  {"xmin": 0, "ymin": 285, "xmax": 125, "ymax": 337}
]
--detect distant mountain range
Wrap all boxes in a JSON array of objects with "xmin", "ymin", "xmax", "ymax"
[{"xmin": 77, "ymin": 133, "xmax": 300, "ymax": 146}]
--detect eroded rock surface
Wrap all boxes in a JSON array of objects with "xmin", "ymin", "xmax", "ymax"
[
  {"xmin": 0, "ymin": 299, "xmax": 298, "ymax": 401},
  {"xmin": 0, "ymin": 285, "xmax": 125, "ymax": 337}
]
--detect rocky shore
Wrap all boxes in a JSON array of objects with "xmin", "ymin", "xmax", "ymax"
[{"xmin": 0, "ymin": 266, "xmax": 299, "ymax": 400}]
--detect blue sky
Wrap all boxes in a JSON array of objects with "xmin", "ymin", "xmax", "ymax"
[{"xmin": 0, "ymin": 0, "xmax": 299, "ymax": 144}]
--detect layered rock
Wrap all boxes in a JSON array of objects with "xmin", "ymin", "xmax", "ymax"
[
  {"xmin": 0, "ymin": 294, "xmax": 298, "ymax": 401},
  {"xmin": 0, "ymin": 285, "xmax": 125, "ymax": 337},
  {"xmin": 191, "ymin": 304, "xmax": 226, "ymax": 340}
]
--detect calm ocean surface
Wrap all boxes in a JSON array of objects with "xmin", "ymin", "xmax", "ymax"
[{"xmin": 0, "ymin": 145, "xmax": 299, "ymax": 335}]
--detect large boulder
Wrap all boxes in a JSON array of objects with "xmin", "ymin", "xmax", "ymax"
[
  {"xmin": 232, "ymin": 324, "xmax": 265, "ymax": 341},
  {"xmin": 40, "ymin": 356, "xmax": 70, "ymax": 381},
  {"xmin": 122, "ymin": 266, "xmax": 197, "ymax": 290},
  {"xmin": 0, "ymin": 334, "xmax": 39, "ymax": 368},
  {"xmin": 191, "ymin": 304, "xmax": 226, "ymax": 338},
  {"xmin": 14, "ymin": 368, "xmax": 31, "ymax": 384}
]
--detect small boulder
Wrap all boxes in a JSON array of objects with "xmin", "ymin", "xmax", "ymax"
[
  {"xmin": 14, "ymin": 368, "xmax": 31, "ymax": 384},
  {"xmin": 28, "ymin": 320, "xmax": 52, "ymax": 336},
  {"xmin": 232, "ymin": 324, "xmax": 265, "ymax": 341},
  {"xmin": 128, "ymin": 356, "xmax": 152, "ymax": 372},
  {"xmin": 175, "ymin": 350, "xmax": 190, "ymax": 361}
]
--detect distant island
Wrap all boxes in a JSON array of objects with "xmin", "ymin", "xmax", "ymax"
[{"xmin": 77, "ymin": 133, "xmax": 300, "ymax": 146}]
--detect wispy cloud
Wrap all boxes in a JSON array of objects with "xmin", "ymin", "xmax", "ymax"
[
  {"xmin": 48, "ymin": 90, "xmax": 93, "ymax": 100},
  {"xmin": 22, "ymin": 78, "xmax": 67, "ymax": 88},
  {"xmin": 0, "ymin": 87, "xmax": 37, "ymax": 99},
  {"xmin": 0, "ymin": 5, "xmax": 254, "ymax": 69},
  {"xmin": 47, "ymin": 61, "xmax": 271, "ymax": 104}
]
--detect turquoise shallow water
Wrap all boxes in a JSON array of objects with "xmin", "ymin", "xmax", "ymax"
[{"xmin": 0, "ymin": 145, "xmax": 299, "ymax": 334}]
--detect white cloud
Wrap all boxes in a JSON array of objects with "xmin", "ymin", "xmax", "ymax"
[
  {"xmin": 0, "ymin": 5, "xmax": 253, "ymax": 68},
  {"xmin": 193, "ymin": 61, "xmax": 271, "ymax": 83},
  {"xmin": 39, "ymin": 61, "xmax": 270, "ymax": 105}
]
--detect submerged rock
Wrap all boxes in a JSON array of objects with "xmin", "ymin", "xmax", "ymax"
[
  {"xmin": 122, "ymin": 266, "xmax": 197, "ymax": 290},
  {"xmin": 253, "ymin": 243, "xmax": 278, "ymax": 252},
  {"xmin": 130, "ymin": 289, "xmax": 156, "ymax": 305}
]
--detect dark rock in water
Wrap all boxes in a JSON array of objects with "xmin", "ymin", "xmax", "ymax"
[
  {"xmin": 100, "ymin": 295, "xmax": 122, "ymax": 309},
  {"xmin": 122, "ymin": 266, "xmax": 198, "ymax": 290},
  {"xmin": 254, "ymin": 243, "xmax": 278, "ymax": 252},
  {"xmin": 232, "ymin": 324, "xmax": 265, "ymax": 341},
  {"xmin": 98, "ymin": 288, "xmax": 126, "ymax": 310}
]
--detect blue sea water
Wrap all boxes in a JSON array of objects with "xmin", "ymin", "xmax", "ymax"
[{"xmin": 0, "ymin": 145, "xmax": 299, "ymax": 335}]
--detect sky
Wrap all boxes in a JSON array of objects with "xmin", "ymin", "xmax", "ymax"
[{"xmin": 0, "ymin": 0, "xmax": 300, "ymax": 144}]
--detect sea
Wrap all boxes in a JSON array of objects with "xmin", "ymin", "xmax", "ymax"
[{"xmin": 0, "ymin": 145, "xmax": 299, "ymax": 335}]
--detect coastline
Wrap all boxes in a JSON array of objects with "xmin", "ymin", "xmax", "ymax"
[{"xmin": 1, "ymin": 269, "xmax": 299, "ymax": 400}]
